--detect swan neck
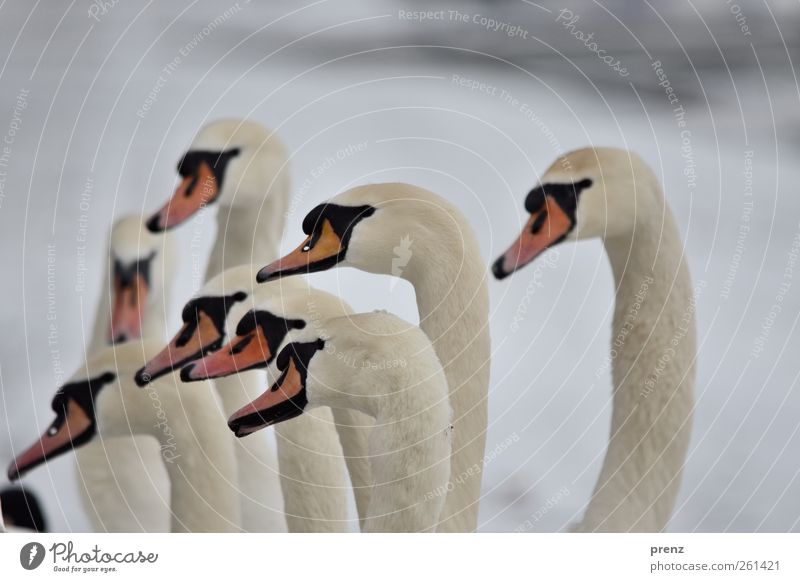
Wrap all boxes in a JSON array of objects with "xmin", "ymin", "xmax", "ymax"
[
  {"xmin": 361, "ymin": 397, "xmax": 450, "ymax": 532},
  {"xmin": 409, "ymin": 238, "xmax": 490, "ymax": 367},
  {"xmin": 163, "ymin": 421, "xmax": 239, "ymax": 532},
  {"xmin": 604, "ymin": 189, "xmax": 688, "ymax": 310},
  {"xmin": 583, "ymin": 184, "xmax": 696, "ymax": 531},
  {"xmin": 211, "ymin": 370, "xmax": 267, "ymax": 415},
  {"xmin": 205, "ymin": 204, "xmax": 284, "ymax": 280},
  {"xmin": 99, "ymin": 384, "xmax": 240, "ymax": 532},
  {"xmin": 398, "ymin": 216, "xmax": 490, "ymax": 533}
]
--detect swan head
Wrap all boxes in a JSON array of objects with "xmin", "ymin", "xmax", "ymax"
[
  {"xmin": 492, "ymin": 147, "xmax": 652, "ymax": 279},
  {"xmin": 8, "ymin": 341, "xmax": 209, "ymax": 481},
  {"xmin": 257, "ymin": 183, "xmax": 458, "ymax": 283},
  {"xmin": 107, "ymin": 214, "xmax": 174, "ymax": 343},
  {"xmin": 227, "ymin": 312, "xmax": 445, "ymax": 437},
  {"xmin": 227, "ymin": 337, "xmax": 326, "ymax": 437},
  {"xmin": 178, "ymin": 270, "xmax": 353, "ymax": 383},
  {"xmin": 146, "ymin": 119, "xmax": 289, "ymax": 232},
  {"xmin": 179, "ymin": 304, "xmax": 309, "ymax": 383},
  {"xmin": 134, "ymin": 265, "xmax": 308, "ymax": 386},
  {"xmin": 6, "ymin": 350, "xmax": 123, "ymax": 481}
]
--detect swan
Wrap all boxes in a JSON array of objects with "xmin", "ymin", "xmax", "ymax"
[
  {"xmin": 256, "ymin": 183, "xmax": 491, "ymax": 532},
  {"xmin": 75, "ymin": 214, "xmax": 174, "ymax": 532},
  {"xmin": 8, "ymin": 341, "xmax": 241, "ymax": 532},
  {"xmin": 492, "ymin": 147, "xmax": 695, "ymax": 532},
  {"xmin": 174, "ymin": 265, "xmax": 374, "ymax": 526},
  {"xmin": 95, "ymin": 214, "xmax": 176, "ymax": 347},
  {"xmin": 134, "ymin": 265, "xmax": 371, "ymax": 530},
  {"xmin": 144, "ymin": 118, "xmax": 340, "ymax": 532},
  {"xmin": 227, "ymin": 312, "xmax": 452, "ymax": 532}
]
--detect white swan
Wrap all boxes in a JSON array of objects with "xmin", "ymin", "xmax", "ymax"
[
  {"xmin": 134, "ymin": 264, "xmax": 371, "ymax": 531},
  {"xmin": 144, "ymin": 119, "xmax": 335, "ymax": 532},
  {"xmin": 257, "ymin": 184, "xmax": 491, "ymax": 532},
  {"xmin": 176, "ymin": 265, "xmax": 374, "ymax": 527},
  {"xmin": 75, "ymin": 214, "xmax": 174, "ymax": 532},
  {"xmin": 492, "ymin": 147, "xmax": 695, "ymax": 532},
  {"xmin": 228, "ymin": 312, "xmax": 452, "ymax": 532},
  {"xmin": 8, "ymin": 341, "xmax": 241, "ymax": 532}
]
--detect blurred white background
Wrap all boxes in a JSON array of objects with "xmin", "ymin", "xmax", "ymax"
[{"xmin": 0, "ymin": 0, "xmax": 799, "ymax": 531}]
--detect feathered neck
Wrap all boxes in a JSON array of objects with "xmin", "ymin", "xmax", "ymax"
[
  {"xmin": 580, "ymin": 179, "xmax": 695, "ymax": 532},
  {"xmin": 100, "ymin": 379, "xmax": 241, "ymax": 532},
  {"xmin": 205, "ymin": 193, "xmax": 287, "ymax": 280},
  {"xmin": 398, "ymin": 201, "xmax": 490, "ymax": 533}
]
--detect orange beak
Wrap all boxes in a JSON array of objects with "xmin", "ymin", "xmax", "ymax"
[
  {"xmin": 108, "ymin": 274, "xmax": 148, "ymax": 343},
  {"xmin": 257, "ymin": 219, "xmax": 343, "ymax": 283},
  {"xmin": 146, "ymin": 161, "xmax": 218, "ymax": 232},
  {"xmin": 492, "ymin": 196, "xmax": 573, "ymax": 279},
  {"xmin": 181, "ymin": 327, "xmax": 272, "ymax": 382},
  {"xmin": 134, "ymin": 311, "xmax": 225, "ymax": 387},
  {"xmin": 227, "ymin": 359, "xmax": 307, "ymax": 437},
  {"xmin": 7, "ymin": 401, "xmax": 93, "ymax": 481}
]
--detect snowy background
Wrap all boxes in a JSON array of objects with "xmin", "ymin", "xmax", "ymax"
[{"xmin": 1, "ymin": 0, "xmax": 799, "ymax": 532}]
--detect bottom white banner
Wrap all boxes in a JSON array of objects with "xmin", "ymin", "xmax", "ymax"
[{"xmin": 0, "ymin": 533, "xmax": 796, "ymax": 580}]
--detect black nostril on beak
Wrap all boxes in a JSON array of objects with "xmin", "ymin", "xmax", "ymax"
[
  {"xmin": 145, "ymin": 213, "xmax": 163, "ymax": 233},
  {"xmin": 179, "ymin": 364, "xmax": 196, "ymax": 383},
  {"xmin": 491, "ymin": 256, "xmax": 510, "ymax": 280},
  {"xmin": 114, "ymin": 334, "xmax": 127, "ymax": 344}
]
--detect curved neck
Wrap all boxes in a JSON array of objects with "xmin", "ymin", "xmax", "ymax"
[
  {"xmin": 408, "ymin": 230, "xmax": 491, "ymax": 367},
  {"xmin": 162, "ymin": 398, "xmax": 241, "ymax": 533},
  {"xmin": 403, "ymin": 219, "xmax": 490, "ymax": 532},
  {"xmin": 583, "ymin": 185, "xmax": 695, "ymax": 531},
  {"xmin": 326, "ymin": 379, "xmax": 450, "ymax": 533},
  {"xmin": 211, "ymin": 369, "xmax": 267, "ymax": 415},
  {"xmin": 104, "ymin": 384, "xmax": 241, "ymax": 532},
  {"xmin": 202, "ymin": 192, "xmax": 289, "ymax": 533},
  {"xmin": 211, "ymin": 370, "xmax": 288, "ymax": 534},
  {"xmin": 205, "ymin": 201, "xmax": 285, "ymax": 280}
]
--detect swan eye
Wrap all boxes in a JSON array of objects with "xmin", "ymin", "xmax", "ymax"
[{"xmin": 302, "ymin": 227, "xmax": 323, "ymax": 253}]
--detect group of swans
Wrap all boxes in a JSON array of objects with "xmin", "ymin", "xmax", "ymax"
[
  {"xmin": 255, "ymin": 183, "xmax": 491, "ymax": 531},
  {"xmin": 135, "ymin": 265, "xmax": 373, "ymax": 530},
  {"xmin": 7, "ymin": 116, "xmax": 695, "ymax": 533},
  {"xmin": 75, "ymin": 215, "xmax": 174, "ymax": 532},
  {"xmin": 226, "ymin": 313, "xmax": 453, "ymax": 532},
  {"xmin": 10, "ymin": 342, "xmax": 242, "ymax": 532}
]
